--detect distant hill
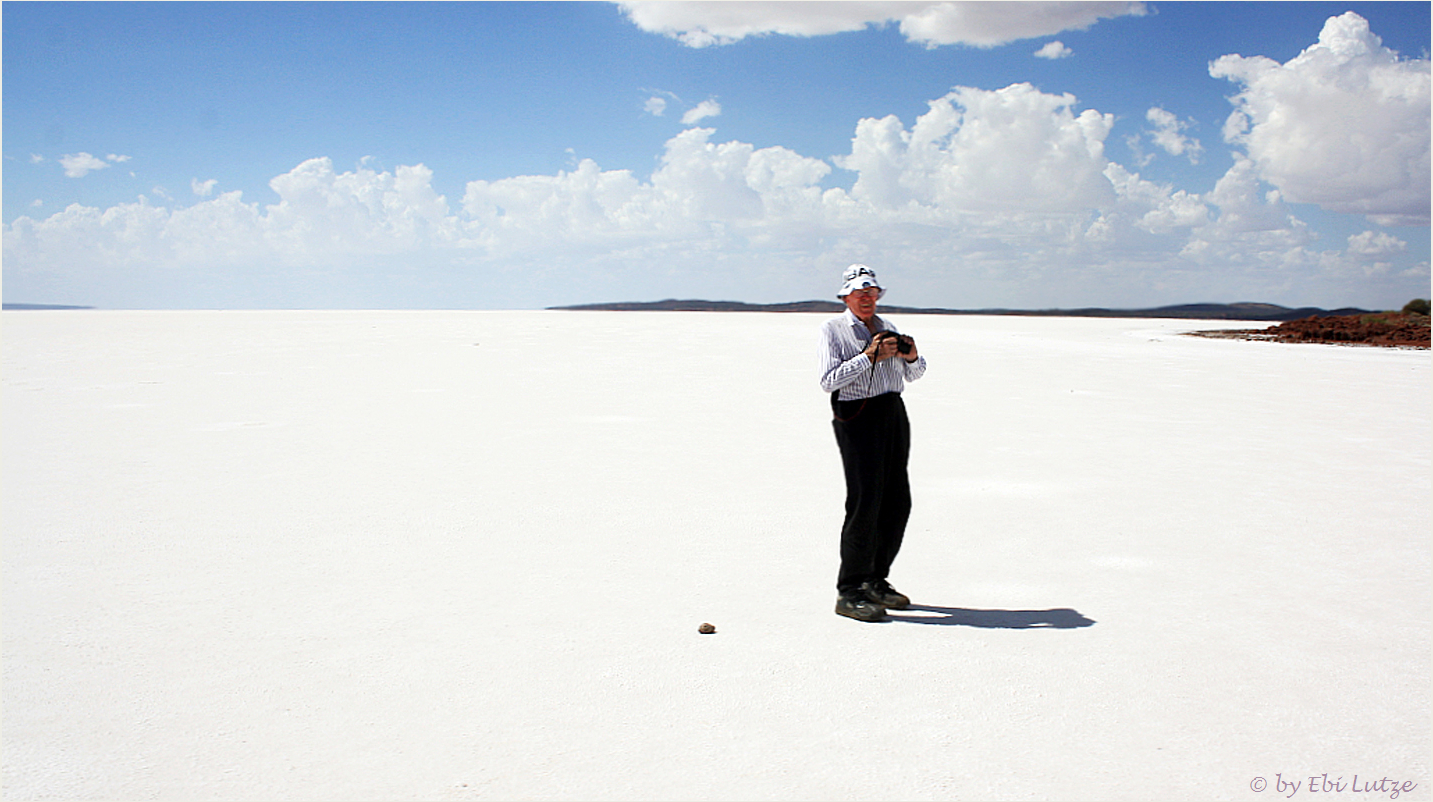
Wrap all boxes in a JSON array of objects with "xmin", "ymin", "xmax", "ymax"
[
  {"xmin": 549, "ymin": 299, "xmax": 1372, "ymax": 321},
  {"xmin": 2, "ymin": 303, "xmax": 95, "ymax": 311}
]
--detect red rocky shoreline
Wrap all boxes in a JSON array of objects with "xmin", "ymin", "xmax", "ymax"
[{"xmin": 1192, "ymin": 312, "xmax": 1430, "ymax": 348}]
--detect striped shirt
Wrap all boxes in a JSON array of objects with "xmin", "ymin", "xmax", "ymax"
[{"xmin": 819, "ymin": 309, "xmax": 927, "ymax": 400}]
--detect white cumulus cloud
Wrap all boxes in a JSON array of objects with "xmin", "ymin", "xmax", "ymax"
[
  {"xmin": 835, "ymin": 83, "xmax": 1116, "ymax": 214},
  {"xmin": 681, "ymin": 99, "xmax": 722, "ymax": 125},
  {"xmin": 644, "ymin": 96, "xmax": 667, "ymax": 116},
  {"xmin": 1211, "ymin": 11, "xmax": 1430, "ymax": 225},
  {"xmin": 459, "ymin": 128, "xmax": 830, "ymax": 257},
  {"xmin": 0, "ymin": 84, "xmax": 1271, "ymax": 306},
  {"xmin": 1347, "ymin": 230, "xmax": 1406, "ymax": 257},
  {"xmin": 262, "ymin": 158, "xmax": 456, "ymax": 259},
  {"xmin": 1100, "ymin": 163, "xmax": 1211, "ymax": 235},
  {"xmin": 6, "ymin": 57, "xmax": 1424, "ymax": 311},
  {"xmin": 1035, "ymin": 41, "xmax": 1073, "ymax": 59},
  {"xmin": 59, "ymin": 153, "xmax": 109, "ymax": 178},
  {"xmin": 192, "ymin": 178, "xmax": 219, "ymax": 197},
  {"xmin": 617, "ymin": 1, "xmax": 1146, "ymax": 48},
  {"xmin": 1145, "ymin": 107, "xmax": 1203, "ymax": 163},
  {"xmin": 1, "ymin": 159, "xmax": 465, "ymax": 305},
  {"xmin": 1171, "ymin": 153, "xmax": 1318, "ymax": 283}
]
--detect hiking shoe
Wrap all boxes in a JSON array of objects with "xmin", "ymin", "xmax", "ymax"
[
  {"xmin": 862, "ymin": 580, "xmax": 910, "ymax": 610},
  {"xmin": 835, "ymin": 593, "xmax": 886, "ymax": 622}
]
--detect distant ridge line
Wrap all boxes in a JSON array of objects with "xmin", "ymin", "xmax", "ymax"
[
  {"xmin": 549, "ymin": 299, "xmax": 1372, "ymax": 321},
  {"xmin": 2, "ymin": 303, "xmax": 95, "ymax": 311}
]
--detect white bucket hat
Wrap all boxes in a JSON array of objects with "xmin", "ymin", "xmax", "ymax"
[{"xmin": 837, "ymin": 263, "xmax": 885, "ymax": 298}]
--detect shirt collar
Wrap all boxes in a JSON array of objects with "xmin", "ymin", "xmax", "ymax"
[{"xmin": 844, "ymin": 307, "xmax": 885, "ymax": 332}]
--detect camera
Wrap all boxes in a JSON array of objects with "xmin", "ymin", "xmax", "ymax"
[{"xmin": 876, "ymin": 331, "xmax": 913, "ymax": 354}]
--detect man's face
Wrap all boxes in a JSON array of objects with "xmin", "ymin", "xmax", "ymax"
[{"xmin": 843, "ymin": 286, "xmax": 879, "ymax": 320}]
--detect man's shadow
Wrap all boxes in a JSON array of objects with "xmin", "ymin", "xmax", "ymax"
[{"xmin": 886, "ymin": 604, "xmax": 1095, "ymax": 629}]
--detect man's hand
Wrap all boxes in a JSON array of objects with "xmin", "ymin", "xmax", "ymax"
[
  {"xmin": 864, "ymin": 332, "xmax": 903, "ymax": 363},
  {"xmin": 901, "ymin": 335, "xmax": 919, "ymax": 362}
]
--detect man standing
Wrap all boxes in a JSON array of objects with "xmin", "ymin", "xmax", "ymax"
[{"xmin": 818, "ymin": 264, "xmax": 927, "ymax": 622}]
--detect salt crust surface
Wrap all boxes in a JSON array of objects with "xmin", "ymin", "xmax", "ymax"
[{"xmin": 3, "ymin": 310, "xmax": 1428, "ymax": 801}]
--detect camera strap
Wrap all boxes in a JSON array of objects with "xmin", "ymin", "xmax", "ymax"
[
  {"xmin": 831, "ymin": 390, "xmax": 869, "ymax": 423},
  {"xmin": 832, "ymin": 335, "xmax": 880, "ymax": 422}
]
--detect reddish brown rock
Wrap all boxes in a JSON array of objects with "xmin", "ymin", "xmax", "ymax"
[
  {"xmin": 1193, "ymin": 312, "xmax": 1429, "ymax": 348},
  {"xmin": 1263, "ymin": 312, "xmax": 1429, "ymax": 347}
]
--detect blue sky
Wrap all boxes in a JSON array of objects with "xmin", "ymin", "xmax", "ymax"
[{"xmin": 3, "ymin": 1, "xmax": 1429, "ymax": 310}]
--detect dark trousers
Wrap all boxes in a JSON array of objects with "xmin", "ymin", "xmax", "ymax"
[{"xmin": 831, "ymin": 391, "xmax": 911, "ymax": 593}]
